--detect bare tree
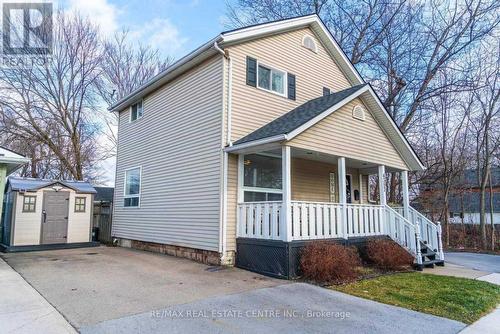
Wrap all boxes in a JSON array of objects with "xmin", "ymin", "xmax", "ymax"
[
  {"xmin": 0, "ymin": 12, "xmax": 103, "ymax": 180},
  {"xmin": 468, "ymin": 42, "xmax": 500, "ymax": 248},
  {"xmin": 94, "ymin": 31, "xmax": 172, "ymax": 155}
]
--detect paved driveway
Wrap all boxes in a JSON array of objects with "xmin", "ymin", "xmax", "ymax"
[
  {"xmin": 1, "ymin": 246, "xmax": 466, "ymax": 333},
  {"xmin": 80, "ymin": 283, "xmax": 464, "ymax": 334},
  {"xmin": 445, "ymin": 252, "xmax": 500, "ymax": 273},
  {"xmin": 1, "ymin": 246, "xmax": 282, "ymax": 328}
]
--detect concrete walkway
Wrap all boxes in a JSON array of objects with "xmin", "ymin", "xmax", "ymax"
[
  {"xmin": 0, "ymin": 259, "xmax": 76, "ymax": 334},
  {"xmin": 460, "ymin": 306, "xmax": 500, "ymax": 334},
  {"xmin": 423, "ymin": 253, "xmax": 500, "ymax": 334},
  {"xmin": 80, "ymin": 283, "xmax": 465, "ymax": 334}
]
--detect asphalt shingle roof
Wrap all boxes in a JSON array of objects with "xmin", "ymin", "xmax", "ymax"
[
  {"xmin": 233, "ymin": 84, "xmax": 367, "ymax": 145},
  {"xmin": 8, "ymin": 177, "xmax": 97, "ymax": 194}
]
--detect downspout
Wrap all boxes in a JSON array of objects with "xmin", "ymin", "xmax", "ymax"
[{"xmin": 214, "ymin": 41, "xmax": 231, "ymax": 264}]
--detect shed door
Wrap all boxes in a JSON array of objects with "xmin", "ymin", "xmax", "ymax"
[{"xmin": 41, "ymin": 191, "xmax": 69, "ymax": 244}]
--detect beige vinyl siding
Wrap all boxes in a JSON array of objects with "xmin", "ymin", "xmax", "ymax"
[
  {"xmin": 226, "ymin": 154, "xmax": 238, "ymax": 251},
  {"xmin": 113, "ymin": 56, "xmax": 224, "ymax": 252},
  {"xmin": 289, "ymin": 98, "xmax": 409, "ymax": 170},
  {"xmin": 12, "ymin": 187, "xmax": 91, "ymax": 246},
  {"xmin": 67, "ymin": 193, "xmax": 92, "ymax": 243},
  {"xmin": 13, "ymin": 191, "xmax": 42, "ymax": 245},
  {"xmin": 227, "ymin": 27, "xmax": 351, "ymax": 142},
  {"xmin": 361, "ymin": 175, "xmax": 369, "ymax": 203},
  {"xmin": 291, "ymin": 158, "xmax": 362, "ymax": 203}
]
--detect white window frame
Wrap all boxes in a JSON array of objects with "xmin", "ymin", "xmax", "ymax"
[
  {"xmin": 129, "ymin": 100, "xmax": 144, "ymax": 123},
  {"xmin": 256, "ymin": 61, "xmax": 288, "ymax": 98},
  {"xmin": 123, "ymin": 166, "xmax": 142, "ymax": 208},
  {"xmin": 240, "ymin": 153, "xmax": 283, "ymax": 202}
]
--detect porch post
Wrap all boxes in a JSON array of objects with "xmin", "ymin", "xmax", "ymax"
[
  {"xmin": 236, "ymin": 154, "xmax": 244, "ymax": 238},
  {"xmin": 281, "ymin": 145, "xmax": 292, "ymax": 242},
  {"xmin": 378, "ymin": 165, "xmax": 386, "ymax": 206},
  {"xmin": 401, "ymin": 170, "xmax": 410, "ymax": 219},
  {"xmin": 338, "ymin": 157, "xmax": 347, "ymax": 239}
]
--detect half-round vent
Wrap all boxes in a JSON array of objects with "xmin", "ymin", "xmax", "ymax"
[
  {"xmin": 352, "ymin": 105, "xmax": 366, "ymax": 121},
  {"xmin": 302, "ymin": 35, "xmax": 317, "ymax": 53}
]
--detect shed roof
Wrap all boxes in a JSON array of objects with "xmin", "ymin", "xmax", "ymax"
[{"xmin": 7, "ymin": 177, "xmax": 97, "ymax": 194}]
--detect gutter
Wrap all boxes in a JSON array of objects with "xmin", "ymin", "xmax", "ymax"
[
  {"xmin": 213, "ymin": 41, "xmax": 230, "ymax": 264},
  {"xmin": 225, "ymin": 134, "xmax": 288, "ymax": 153}
]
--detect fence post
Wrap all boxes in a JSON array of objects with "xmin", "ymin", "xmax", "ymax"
[{"xmin": 437, "ymin": 222, "xmax": 445, "ymax": 261}]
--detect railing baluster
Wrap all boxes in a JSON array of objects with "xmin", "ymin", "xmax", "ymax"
[{"xmin": 263, "ymin": 203, "xmax": 270, "ymax": 238}]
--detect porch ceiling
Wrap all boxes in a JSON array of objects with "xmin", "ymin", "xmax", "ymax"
[{"xmin": 290, "ymin": 147, "xmax": 403, "ymax": 173}]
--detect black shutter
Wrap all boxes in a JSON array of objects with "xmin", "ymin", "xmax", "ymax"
[
  {"xmin": 246, "ymin": 56, "xmax": 257, "ymax": 87},
  {"xmin": 287, "ymin": 73, "xmax": 296, "ymax": 100},
  {"xmin": 323, "ymin": 87, "xmax": 331, "ymax": 96}
]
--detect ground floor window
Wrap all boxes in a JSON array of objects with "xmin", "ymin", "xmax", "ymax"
[
  {"xmin": 124, "ymin": 167, "xmax": 141, "ymax": 207},
  {"xmin": 243, "ymin": 153, "xmax": 282, "ymax": 202}
]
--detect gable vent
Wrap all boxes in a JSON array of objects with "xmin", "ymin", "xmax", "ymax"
[
  {"xmin": 302, "ymin": 34, "xmax": 317, "ymax": 53},
  {"xmin": 352, "ymin": 105, "xmax": 366, "ymax": 121}
]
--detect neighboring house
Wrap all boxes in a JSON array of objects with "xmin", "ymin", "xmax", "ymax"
[
  {"xmin": 0, "ymin": 147, "xmax": 29, "ymax": 244},
  {"xmin": 1, "ymin": 177, "xmax": 97, "ymax": 252},
  {"xmin": 110, "ymin": 15, "xmax": 442, "ymax": 277},
  {"xmin": 422, "ymin": 168, "xmax": 499, "ymax": 225}
]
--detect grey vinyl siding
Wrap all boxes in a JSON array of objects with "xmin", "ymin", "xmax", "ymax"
[{"xmin": 112, "ymin": 56, "xmax": 224, "ymax": 251}]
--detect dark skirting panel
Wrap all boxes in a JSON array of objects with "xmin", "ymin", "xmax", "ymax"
[
  {"xmin": 236, "ymin": 236, "xmax": 390, "ymax": 279},
  {"xmin": 0, "ymin": 241, "xmax": 100, "ymax": 253}
]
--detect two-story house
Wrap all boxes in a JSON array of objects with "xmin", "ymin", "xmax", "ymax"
[{"xmin": 110, "ymin": 15, "xmax": 444, "ymax": 278}]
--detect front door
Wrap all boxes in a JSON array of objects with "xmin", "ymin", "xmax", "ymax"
[
  {"xmin": 330, "ymin": 173, "xmax": 353, "ymax": 203},
  {"xmin": 41, "ymin": 191, "xmax": 69, "ymax": 244},
  {"xmin": 346, "ymin": 175, "xmax": 352, "ymax": 203}
]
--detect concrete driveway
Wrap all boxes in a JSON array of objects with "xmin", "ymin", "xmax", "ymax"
[
  {"xmin": 80, "ymin": 283, "xmax": 464, "ymax": 334},
  {"xmin": 1, "ymin": 246, "xmax": 466, "ymax": 333},
  {"xmin": 0, "ymin": 246, "xmax": 282, "ymax": 328},
  {"xmin": 445, "ymin": 252, "xmax": 500, "ymax": 273}
]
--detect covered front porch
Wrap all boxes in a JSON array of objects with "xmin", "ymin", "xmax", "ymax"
[{"xmin": 230, "ymin": 144, "xmax": 443, "ymax": 275}]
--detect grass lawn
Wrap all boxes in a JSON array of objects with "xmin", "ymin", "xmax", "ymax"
[{"xmin": 332, "ymin": 272, "xmax": 500, "ymax": 324}]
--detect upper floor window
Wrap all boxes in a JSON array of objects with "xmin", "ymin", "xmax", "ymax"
[
  {"xmin": 130, "ymin": 100, "xmax": 143, "ymax": 122},
  {"xmin": 246, "ymin": 57, "xmax": 295, "ymax": 100},
  {"xmin": 124, "ymin": 167, "xmax": 141, "ymax": 207},
  {"xmin": 258, "ymin": 64, "xmax": 286, "ymax": 96},
  {"xmin": 302, "ymin": 34, "xmax": 317, "ymax": 53}
]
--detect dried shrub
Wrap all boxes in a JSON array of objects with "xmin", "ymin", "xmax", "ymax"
[
  {"xmin": 300, "ymin": 242, "xmax": 361, "ymax": 284},
  {"xmin": 366, "ymin": 239, "xmax": 414, "ymax": 270}
]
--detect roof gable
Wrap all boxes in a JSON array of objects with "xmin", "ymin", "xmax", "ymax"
[
  {"xmin": 109, "ymin": 14, "xmax": 363, "ymax": 113},
  {"xmin": 234, "ymin": 84, "xmax": 367, "ymax": 145},
  {"xmin": 227, "ymin": 84, "xmax": 424, "ymax": 171}
]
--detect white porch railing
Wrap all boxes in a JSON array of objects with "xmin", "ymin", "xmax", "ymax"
[
  {"xmin": 345, "ymin": 203, "xmax": 384, "ymax": 237},
  {"xmin": 385, "ymin": 206, "xmax": 419, "ymax": 257},
  {"xmin": 290, "ymin": 201, "xmax": 343, "ymax": 240},
  {"xmin": 394, "ymin": 206, "xmax": 443, "ymax": 260},
  {"xmin": 237, "ymin": 201, "xmax": 282, "ymax": 239},
  {"xmin": 237, "ymin": 201, "xmax": 439, "ymax": 265}
]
